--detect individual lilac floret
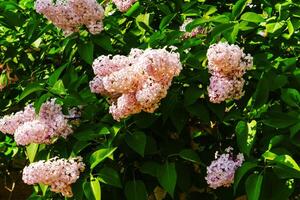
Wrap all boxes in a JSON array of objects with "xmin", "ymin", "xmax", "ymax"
[
  {"xmin": 35, "ymin": 0, "xmax": 105, "ymax": 35},
  {"xmin": 22, "ymin": 157, "xmax": 85, "ymax": 197},
  {"xmin": 207, "ymin": 42, "xmax": 253, "ymax": 103},
  {"xmin": 89, "ymin": 47, "xmax": 182, "ymax": 121},
  {"xmin": 180, "ymin": 18, "xmax": 206, "ymax": 39},
  {"xmin": 112, "ymin": 0, "xmax": 137, "ymax": 12},
  {"xmin": 205, "ymin": 147, "xmax": 244, "ymax": 189},
  {"xmin": 0, "ymin": 105, "xmax": 35, "ymax": 135},
  {"xmin": 207, "ymin": 42, "xmax": 253, "ymax": 78}
]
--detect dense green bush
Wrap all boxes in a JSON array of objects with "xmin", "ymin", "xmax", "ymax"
[{"xmin": 0, "ymin": 0, "xmax": 300, "ymax": 199}]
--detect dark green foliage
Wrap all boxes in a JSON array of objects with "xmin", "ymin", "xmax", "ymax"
[{"xmin": 0, "ymin": 0, "xmax": 300, "ymax": 200}]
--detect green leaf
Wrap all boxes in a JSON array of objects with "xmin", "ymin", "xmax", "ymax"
[
  {"xmin": 290, "ymin": 122, "xmax": 300, "ymax": 146},
  {"xmin": 283, "ymin": 19, "xmax": 294, "ymax": 39},
  {"xmin": 179, "ymin": 149, "xmax": 201, "ymax": 163},
  {"xmin": 262, "ymin": 112, "xmax": 298, "ymax": 129},
  {"xmin": 184, "ymin": 86, "xmax": 202, "ymax": 106},
  {"xmin": 26, "ymin": 143, "xmax": 39, "ymax": 163},
  {"xmin": 266, "ymin": 22, "xmax": 284, "ymax": 34},
  {"xmin": 49, "ymin": 80, "xmax": 66, "ymax": 95},
  {"xmin": 92, "ymin": 35, "xmax": 113, "ymax": 52},
  {"xmin": 48, "ymin": 64, "xmax": 67, "ymax": 86},
  {"xmin": 90, "ymin": 148, "xmax": 117, "ymax": 169},
  {"xmin": 268, "ymin": 75, "xmax": 288, "ymax": 91},
  {"xmin": 170, "ymin": 103, "xmax": 188, "ymax": 132},
  {"xmin": 125, "ymin": 131, "xmax": 146, "ymax": 157},
  {"xmin": 246, "ymin": 174, "xmax": 263, "ymax": 200},
  {"xmin": 268, "ymin": 135, "xmax": 287, "ymax": 150},
  {"xmin": 83, "ymin": 180, "xmax": 95, "ymax": 200},
  {"xmin": 78, "ymin": 41, "xmax": 94, "ymax": 64},
  {"xmin": 0, "ymin": 74, "xmax": 8, "ymax": 87},
  {"xmin": 253, "ymin": 73, "xmax": 269, "ymax": 108},
  {"xmin": 232, "ymin": 0, "xmax": 248, "ymax": 19},
  {"xmin": 73, "ymin": 130, "xmax": 99, "ymax": 141},
  {"xmin": 186, "ymin": 102, "xmax": 210, "ymax": 123},
  {"xmin": 124, "ymin": 2, "xmax": 140, "ymax": 17},
  {"xmin": 73, "ymin": 141, "xmax": 90, "ymax": 154},
  {"xmin": 90, "ymin": 175, "xmax": 101, "ymax": 200},
  {"xmin": 159, "ymin": 14, "xmax": 176, "ymax": 30},
  {"xmin": 241, "ymin": 12, "xmax": 265, "ymax": 23},
  {"xmin": 157, "ymin": 162, "xmax": 177, "ymax": 198},
  {"xmin": 260, "ymin": 170, "xmax": 294, "ymax": 200},
  {"xmin": 186, "ymin": 15, "xmax": 230, "ymax": 32},
  {"xmin": 98, "ymin": 167, "xmax": 122, "ymax": 188},
  {"xmin": 19, "ymin": 83, "xmax": 45, "ymax": 101},
  {"xmin": 228, "ymin": 23, "xmax": 239, "ymax": 43},
  {"xmin": 234, "ymin": 162, "xmax": 257, "ymax": 194},
  {"xmin": 263, "ymin": 151, "xmax": 300, "ymax": 171},
  {"xmin": 281, "ymin": 88, "xmax": 300, "ymax": 108},
  {"xmin": 124, "ymin": 180, "xmax": 147, "ymax": 200},
  {"xmin": 210, "ymin": 23, "xmax": 235, "ymax": 40},
  {"xmin": 140, "ymin": 161, "xmax": 160, "ymax": 177},
  {"xmin": 39, "ymin": 183, "xmax": 48, "ymax": 196},
  {"xmin": 235, "ymin": 120, "xmax": 257, "ymax": 156}
]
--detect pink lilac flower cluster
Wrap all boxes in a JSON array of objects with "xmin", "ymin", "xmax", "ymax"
[
  {"xmin": 90, "ymin": 48, "xmax": 182, "ymax": 121},
  {"xmin": 35, "ymin": 0, "xmax": 105, "ymax": 35},
  {"xmin": 205, "ymin": 147, "xmax": 244, "ymax": 189},
  {"xmin": 0, "ymin": 105, "xmax": 35, "ymax": 135},
  {"xmin": 22, "ymin": 157, "xmax": 85, "ymax": 197},
  {"xmin": 180, "ymin": 18, "xmax": 206, "ymax": 39},
  {"xmin": 112, "ymin": 0, "xmax": 137, "ymax": 12},
  {"xmin": 207, "ymin": 42, "xmax": 253, "ymax": 103},
  {"xmin": 0, "ymin": 99, "xmax": 73, "ymax": 146}
]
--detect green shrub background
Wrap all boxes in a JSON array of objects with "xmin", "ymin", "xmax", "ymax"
[{"xmin": 0, "ymin": 0, "xmax": 300, "ymax": 199}]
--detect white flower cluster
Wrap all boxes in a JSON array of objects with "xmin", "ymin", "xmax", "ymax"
[
  {"xmin": 90, "ymin": 48, "xmax": 182, "ymax": 121},
  {"xmin": 0, "ymin": 99, "xmax": 73, "ymax": 146},
  {"xmin": 22, "ymin": 157, "xmax": 85, "ymax": 197},
  {"xmin": 112, "ymin": 0, "xmax": 137, "ymax": 12},
  {"xmin": 35, "ymin": 0, "xmax": 105, "ymax": 35},
  {"xmin": 207, "ymin": 42, "xmax": 253, "ymax": 103},
  {"xmin": 205, "ymin": 147, "xmax": 244, "ymax": 189}
]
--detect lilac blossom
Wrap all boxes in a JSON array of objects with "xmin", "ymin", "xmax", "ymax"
[
  {"xmin": 89, "ymin": 48, "xmax": 182, "ymax": 121},
  {"xmin": 35, "ymin": 0, "xmax": 105, "ymax": 35},
  {"xmin": 22, "ymin": 157, "xmax": 85, "ymax": 197},
  {"xmin": 205, "ymin": 147, "xmax": 244, "ymax": 189}
]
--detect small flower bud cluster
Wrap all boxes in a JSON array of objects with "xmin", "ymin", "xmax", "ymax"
[
  {"xmin": 112, "ymin": 0, "xmax": 137, "ymax": 12},
  {"xmin": 207, "ymin": 42, "xmax": 253, "ymax": 103},
  {"xmin": 0, "ymin": 99, "xmax": 73, "ymax": 145},
  {"xmin": 35, "ymin": 0, "xmax": 105, "ymax": 35},
  {"xmin": 22, "ymin": 157, "xmax": 85, "ymax": 197},
  {"xmin": 180, "ymin": 18, "xmax": 206, "ymax": 39},
  {"xmin": 205, "ymin": 147, "xmax": 244, "ymax": 189},
  {"xmin": 90, "ymin": 48, "xmax": 182, "ymax": 121}
]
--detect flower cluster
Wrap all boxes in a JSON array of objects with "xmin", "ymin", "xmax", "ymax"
[
  {"xmin": 0, "ymin": 105, "xmax": 35, "ymax": 135},
  {"xmin": 180, "ymin": 18, "xmax": 206, "ymax": 39},
  {"xmin": 35, "ymin": 0, "xmax": 105, "ymax": 35},
  {"xmin": 22, "ymin": 157, "xmax": 85, "ymax": 197},
  {"xmin": 205, "ymin": 147, "xmax": 244, "ymax": 189},
  {"xmin": 0, "ymin": 99, "xmax": 73, "ymax": 145},
  {"xmin": 207, "ymin": 42, "xmax": 253, "ymax": 103},
  {"xmin": 90, "ymin": 48, "xmax": 182, "ymax": 121},
  {"xmin": 112, "ymin": 0, "xmax": 137, "ymax": 12}
]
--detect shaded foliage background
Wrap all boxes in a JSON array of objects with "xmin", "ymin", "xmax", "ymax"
[{"xmin": 0, "ymin": 0, "xmax": 300, "ymax": 199}]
